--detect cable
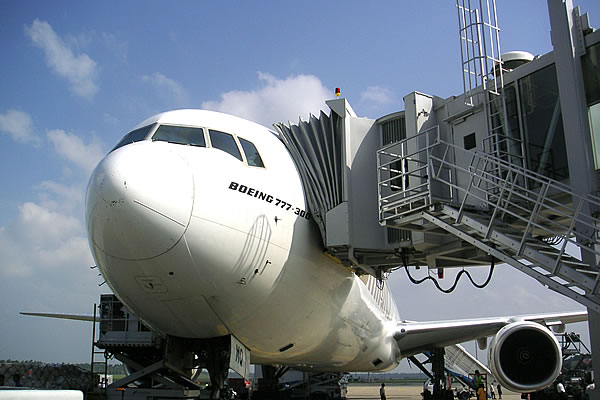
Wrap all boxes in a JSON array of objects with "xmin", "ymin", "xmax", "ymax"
[{"xmin": 403, "ymin": 256, "xmax": 495, "ymax": 293}]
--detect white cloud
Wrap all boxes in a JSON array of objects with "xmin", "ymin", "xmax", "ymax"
[
  {"xmin": 142, "ymin": 72, "xmax": 187, "ymax": 104},
  {"xmin": 47, "ymin": 129, "xmax": 104, "ymax": 175},
  {"xmin": 201, "ymin": 72, "xmax": 332, "ymax": 127},
  {"xmin": 20, "ymin": 202, "xmax": 82, "ymax": 246},
  {"xmin": 25, "ymin": 19, "xmax": 99, "ymax": 99},
  {"xmin": 360, "ymin": 85, "xmax": 396, "ymax": 106},
  {"xmin": 0, "ymin": 109, "xmax": 40, "ymax": 145},
  {"xmin": 0, "ymin": 201, "xmax": 88, "ymax": 278},
  {"xmin": 0, "ymin": 192, "xmax": 99, "ymax": 366},
  {"xmin": 36, "ymin": 181, "xmax": 85, "ymax": 213},
  {"xmin": 64, "ymin": 31, "xmax": 92, "ymax": 50}
]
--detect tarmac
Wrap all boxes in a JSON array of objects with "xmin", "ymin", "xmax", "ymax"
[{"xmin": 346, "ymin": 384, "xmax": 522, "ymax": 400}]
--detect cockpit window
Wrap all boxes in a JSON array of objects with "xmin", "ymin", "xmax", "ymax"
[
  {"xmin": 112, "ymin": 124, "xmax": 154, "ymax": 152},
  {"xmin": 209, "ymin": 130, "xmax": 243, "ymax": 161},
  {"xmin": 238, "ymin": 137, "xmax": 265, "ymax": 167},
  {"xmin": 152, "ymin": 125, "xmax": 206, "ymax": 147}
]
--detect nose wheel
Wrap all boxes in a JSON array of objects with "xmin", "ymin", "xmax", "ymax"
[{"xmin": 202, "ymin": 337, "xmax": 233, "ymax": 399}]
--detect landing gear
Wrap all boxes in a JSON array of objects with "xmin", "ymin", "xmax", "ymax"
[
  {"xmin": 95, "ymin": 295, "xmax": 251, "ymax": 399},
  {"xmin": 408, "ymin": 348, "xmax": 450, "ymax": 400},
  {"xmin": 253, "ymin": 365, "xmax": 290, "ymax": 399},
  {"xmin": 196, "ymin": 336, "xmax": 232, "ymax": 399}
]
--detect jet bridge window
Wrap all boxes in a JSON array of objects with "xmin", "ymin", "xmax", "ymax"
[
  {"xmin": 239, "ymin": 137, "xmax": 265, "ymax": 167},
  {"xmin": 582, "ymin": 42, "xmax": 600, "ymax": 169},
  {"xmin": 518, "ymin": 64, "xmax": 568, "ymax": 181},
  {"xmin": 111, "ymin": 124, "xmax": 155, "ymax": 152},
  {"xmin": 209, "ymin": 130, "xmax": 243, "ymax": 161},
  {"xmin": 152, "ymin": 125, "xmax": 206, "ymax": 147}
]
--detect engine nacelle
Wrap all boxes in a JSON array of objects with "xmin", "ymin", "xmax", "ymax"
[{"xmin": 488, "ymin": 321, "xmax": 562, "ymax": 393}]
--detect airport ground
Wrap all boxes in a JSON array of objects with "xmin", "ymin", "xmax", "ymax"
[{"xmin": 346, "ymin": 383, "xmax": 520, "ymax": 400}]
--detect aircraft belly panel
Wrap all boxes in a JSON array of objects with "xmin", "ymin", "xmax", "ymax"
[{"xmin": 163, "ymin": 296, "xmax": 229, "ymax": 338}]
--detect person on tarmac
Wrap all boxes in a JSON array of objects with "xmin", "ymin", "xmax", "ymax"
[
  {"xmin": 477, "ymin": 384, "xmax": 486, "ymax": 400},
  {"xmin": 380, "ymin": 382, "xmax": 386, "ymax": 400}
]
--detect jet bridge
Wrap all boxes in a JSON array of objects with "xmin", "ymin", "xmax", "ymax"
[
  {"xmin": 274, "ymin": 96, "xmax": 505, "ymax": 276},
  {"xmin": 274, "ymin": 99, "xmax": 406, "ymax": 277},
  {"xmin": 377, "ymin": 3, "xmax": 600, "ymax": 315},
  {"xmin": 276, "ymin": 87, "xmax": 600, "ymax": 305},
  {"xmin": 276, "ymin": 0, "xmax": 600, "ymax": 308},
  {"xmin": 275, "ymin": 1, "xmax": 600, "ymax": 396}
]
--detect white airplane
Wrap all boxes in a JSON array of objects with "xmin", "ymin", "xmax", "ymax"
[{"xmin": 32, "ymin": 108, "xmax": 587, "ymax": 395}]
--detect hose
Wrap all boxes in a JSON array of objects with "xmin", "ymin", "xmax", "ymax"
[{"xmin": 403, "ymin": 256, "xmax": 495, "ymax": 293}]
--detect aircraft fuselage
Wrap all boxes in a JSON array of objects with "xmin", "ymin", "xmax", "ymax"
[{"xmin": 86, "ymin": 109, "xmax": 400, "ymax": 371}]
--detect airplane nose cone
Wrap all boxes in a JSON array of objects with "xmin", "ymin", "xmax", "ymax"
[{"xmin": 86, "ymin": 143, "xmax": 193, "ymax": 260}]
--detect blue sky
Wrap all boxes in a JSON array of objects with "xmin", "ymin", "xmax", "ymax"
[{"xmin": 0, "ymin": 0, "xmax": 598, "ymax": 368}]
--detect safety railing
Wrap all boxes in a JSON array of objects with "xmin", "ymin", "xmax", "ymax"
[
  {"xmin": 378, "ymin": 131, "xmax": 600, "ymax": 277},
  {"xmin": 377, "ymin": 125, "xmax": 447, "ymax": 223}
]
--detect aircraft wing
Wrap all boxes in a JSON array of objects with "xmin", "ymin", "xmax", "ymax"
[
  {"xmin": 394, "ymin": 310, "xmax": 587, "ymax": 357},
  {"xmin": 21, "ymin": 312, "xmax": 96, "ymax": 322}
]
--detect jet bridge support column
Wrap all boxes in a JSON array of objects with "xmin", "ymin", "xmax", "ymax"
[{"xmin": 548, "ymin": 1, "xmax": 600, "ymax": 398}]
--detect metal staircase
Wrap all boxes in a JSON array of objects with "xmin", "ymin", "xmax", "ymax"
[{"xmin": 377, "ymin": 129, "xmax": 600, "ymax": 312}]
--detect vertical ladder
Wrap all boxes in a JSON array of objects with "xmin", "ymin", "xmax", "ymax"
[
  {"xmin": 457, "ymin": 0, "xmax": 515, "ymax": 193},
  {"xmin": 456, "ymin": 0, "xmax": 503, "ymax": 106}
]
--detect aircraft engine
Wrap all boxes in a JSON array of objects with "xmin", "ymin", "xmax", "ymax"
[{"xmin": 488, "ymin": 321, "xmax": 562, "ymax": 393}]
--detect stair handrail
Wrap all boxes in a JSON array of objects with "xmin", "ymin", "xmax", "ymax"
[
  {"xmin": 426, "ymin": 139, "xmax": 600, "ymax": 271},
  {"xmin": 378, "ymin": 130, "xmax": 600, "ymax": 267}
]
